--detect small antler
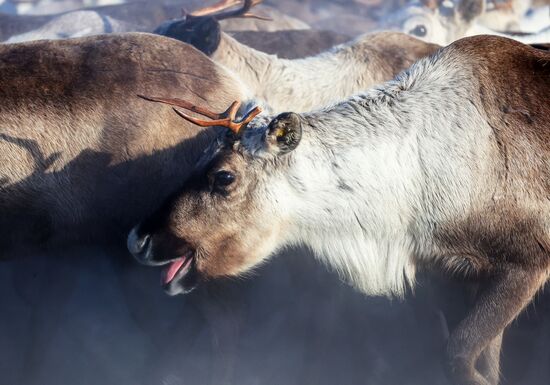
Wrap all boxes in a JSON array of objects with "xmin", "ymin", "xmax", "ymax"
[
  {"xmin": 191, "ymin": 0, "xmax": 271, "ymax": 21},
  {"xmin": 138, "ymin": 95, "xmax": 262, "ymax": 135}
]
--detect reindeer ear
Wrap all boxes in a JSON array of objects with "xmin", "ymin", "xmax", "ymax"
[
  {"xmin": 457, "ymin": 0, "xmax": 485, "ymax": 22},
  {"xmin": 266, "ymin": 112, "xmax": 302, "ymax": 155}
]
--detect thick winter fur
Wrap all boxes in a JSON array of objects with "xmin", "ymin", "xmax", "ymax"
[
  {"xmin": 208, "ymin": 31, "xmax": 440, "ymax": 112},
  {"xmin": 131, "ymin": 36, "xmax": 550, "ymax": 385},
  {"xmin": 0, "ymin": 32, "xmax": 249, "ymax": 255}
]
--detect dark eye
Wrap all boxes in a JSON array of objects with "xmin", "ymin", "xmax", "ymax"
[
  {"xmin": 213, "ymin": 170, "xmax": 235, "ymax": 190},
  {"xmin": 409, "ymin": 24, "xmax": 427, "ymax": 37}
]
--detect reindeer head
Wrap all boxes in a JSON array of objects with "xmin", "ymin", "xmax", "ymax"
[
  {"xmin": 154, "ymin": 0, "xmax": 268, "ymax": 56},
  {"xmin": 128, "ymin": 97, "xmax": 302, "ymax": 295},
  {"xmin": 385, "ymin": 0, "xmax": 485, "ymax": 45}
]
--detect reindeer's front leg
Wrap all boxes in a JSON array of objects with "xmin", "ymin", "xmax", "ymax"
[
  {"xmin": 476, "ymin": 332, "xmax": 503, "ymax": 385},
  {"xmin": 445, "ymin": 267, "xmax": 546, "ymax": 385}
]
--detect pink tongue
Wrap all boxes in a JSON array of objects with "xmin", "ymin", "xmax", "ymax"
[{"xmin": 163, "ymin": 257, "xmax": 187, "ymax": 285}]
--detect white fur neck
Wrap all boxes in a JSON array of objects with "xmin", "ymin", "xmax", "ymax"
[{"xmin": 261, "ymin": 50, "xmax": 490, "ymax": 297}]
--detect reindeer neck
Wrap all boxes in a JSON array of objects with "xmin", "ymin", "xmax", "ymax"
[
  {"xmin": 283, "ymin": 50, "xmax": 496, "ymax": 296},
  {"xmin": 212, "ymin": 33, "xmax": 274, "ymax": 98},
  {"xmin": 214, "ymin": 34, "xmax": 391, "ymax": 113}
]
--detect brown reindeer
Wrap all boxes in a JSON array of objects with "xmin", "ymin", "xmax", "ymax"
[
  {"xmin": 0, "ymin": 32, "xmax": 249, "ymax": 256},
  {"xmin": 129, "ymin": 35, "xmax": 550, "ymax": 385}
]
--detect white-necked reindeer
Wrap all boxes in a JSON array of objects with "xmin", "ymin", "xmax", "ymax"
[
  {"xmin": 129, "ymin": 35, "xmax": 550, "ymax": 385},
  {"xmin": 157, "ymin": 0, "xmax": 440, "ymax": 113}
]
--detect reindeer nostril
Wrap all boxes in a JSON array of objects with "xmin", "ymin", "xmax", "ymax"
[
  {"xmin": 137, "ymin": 235, "xmax": 151, "ymax": 253},
  {"xmin": 127, "ymin": 228, "xmax": 151, "ymax": 257}
]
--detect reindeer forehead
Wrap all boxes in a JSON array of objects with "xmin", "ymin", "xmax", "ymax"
[
  {"xmin": 201, "ymin": 136, "xmax": 260, "ymax": 171},
  {"xmin": 233, "ymin": 115, "xmax": 273, "ymax": 156}
]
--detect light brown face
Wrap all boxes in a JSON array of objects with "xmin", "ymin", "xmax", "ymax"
[
  {"xmin": 128, "ymin": 111, "xmax": 304, "ymax": 295},
  {"xmin": 127, "ymin": 145, "xmax": 281, "ymax": 295}
]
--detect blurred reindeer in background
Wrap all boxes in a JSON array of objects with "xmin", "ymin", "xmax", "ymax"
[{"xmin": 385, "ymin": 0, "xmax": 549, "ymax": 45}]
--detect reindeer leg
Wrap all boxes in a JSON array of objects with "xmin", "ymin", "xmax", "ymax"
[
  {"xmin": 445, "ymin": 267, "xmax": 546, "ymax": 385},
  {"xmin": 476, "ymin": 332, "xmax": 503, "ymax": 385}
]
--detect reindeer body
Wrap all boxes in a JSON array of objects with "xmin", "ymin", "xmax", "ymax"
[
  {"xmin": 218, "ymin": 4, "xmax": 310, "ymax": 31},
  {"xmin": 200, "ymin": 31, "xmax": 439, "ymax": 112},
  {"xmin": 386, "ymin": 0, "xmax": 550, "ymax": 46},
  {"xmin": 219, "ymin": 35, "xmax": 550, "ymax": 299},
  {"xmin": 130, "ymin": 36, "xmax": 550, "ymax": 385},
  {"xmin": 0, "ymin": 32, "xmax": 248, "ymax": 254}
]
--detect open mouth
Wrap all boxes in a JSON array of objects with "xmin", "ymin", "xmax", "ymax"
[{"xmin": 160, "ymin": 249, "xmax": 197, "ymax": 295}]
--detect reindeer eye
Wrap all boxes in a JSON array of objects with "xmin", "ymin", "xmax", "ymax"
[
  {"xmin": 213, "ymin": 170, "xmax": 235, "ymax": 189},
  {"xmin": 409, "ymin": 25, "xmax": 427, "ymax": 37}
]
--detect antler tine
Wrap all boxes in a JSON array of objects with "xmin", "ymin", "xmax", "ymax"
[
  {"xmin": 191, "ymin": 0, "xmax": 270, "ymax": 22},
  {"xmin": 139, "ymin": 95, "xmax": 261, "ymax": 135},
  {"xmin": 233, "ymin": 0, "xmax": 272, "ymax": 21},
  {"xmin": 172, "ymin": 108, "xmax": 233, "ymax": 128},
  {"xmin": 169, "ymin": 99, "xmax": 243, "ymax": 134},
  {"xmin": 213, "ymin": 0, "xmax": 264, "ymax": 21},
  {"xmin": 190, "ymin": 0, "xmax": 241, "ymax": 17},
  {"xmin": 173, "ymin": 101, "xmax": 261, "ymax": 135},
  {"xmin": 138, "ymin": 95, "xmax": 223, "ymax": 120},
  {"xmin": 239, "ymin": 12, "xmax": 273, "ymax": 21},
  {"xmin": 237, "ymin": 106, "xmax": 262, "ymax": 126}
]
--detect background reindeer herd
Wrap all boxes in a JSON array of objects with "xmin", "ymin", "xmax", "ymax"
[{"xmin": 0, "ymin": 0, "xmax": 549, "ymax": 385}]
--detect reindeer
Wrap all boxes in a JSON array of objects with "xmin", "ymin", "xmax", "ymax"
[
  {"xmin": 0, "ymin": 30, "xmax": 272, "ymax": 385},
  {"xmin": 157, "ymin": 0, "xmax": 440, "ymax": 113},
  {"xmin": 0, "ymin": 32, "xmax": 250, "ymax": 255},
  {"xmin": 129, "ymin": 35, "xmax": 550, "ymax": 385},
  {"xmin": 385, "ymin": 0, "xmax": 550, "ymax": 46}
]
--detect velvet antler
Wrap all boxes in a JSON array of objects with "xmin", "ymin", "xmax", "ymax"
[{"xmin": 138, "ymin": 95, "xmax": 262, "ymax": 135}]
